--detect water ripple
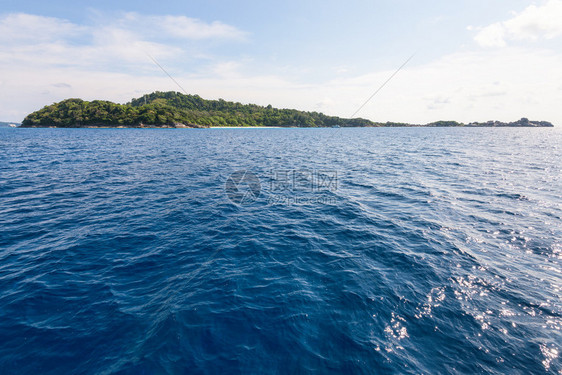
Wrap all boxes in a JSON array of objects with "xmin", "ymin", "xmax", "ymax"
[{"xmin": 0, "ymin": 127, "xmax": 560, "ymax": 374}]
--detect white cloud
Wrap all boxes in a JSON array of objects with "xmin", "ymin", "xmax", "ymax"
[
  {"xmin": 0, "ymin": 12, "xmax": 250, "ymax": 121},
  {"xmin": 158, "ymin": 15, "xmax": 248, "ymax": 41},
  {"xmin": 89, "ymin": 26, "xmax": 182, "ymax": 64},
  {"xmin": 344, "ymin": 48, "xmax": 562, "ymax": 125},
  {"xmin": 1, "ymin": 12, "xmax": 561, "ymax": 127},
  {"xmin": 3, "ymin": 47, "xmax": 560, "ymax": 126},
  {"xmin": 0, "ymin": 13, "xmax": 86, "ymax": 44},
  {"xmin": 211, "ymin": 61, "xmax": 245, "ymax": 78},
  {"xmin": 0, "ymin": 12, "xmax": 247, "ymax": 69},
  {"xmin": 474, "ymin": 0, "xmax": 562, "ymax": 47},
  {"xmin": 110, "ymin": 12, "xmax": 249, "ymax": 41},
  {"xmin": 474, "ymin": 23, "xmax": 508, "ymax": 48}
]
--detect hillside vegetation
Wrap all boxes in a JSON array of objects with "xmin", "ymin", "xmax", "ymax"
[
  {"xmin": 21, "ymin": 91, "xmax": 376, "ymax": 128},
  {"xmin": 21, "ymin": 91, "xmax": 554, "ymax": 128}
]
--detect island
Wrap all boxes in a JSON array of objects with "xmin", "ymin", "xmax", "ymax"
[
  {"xmin": 20, "ymin": 91, "xmax": 554, "ymax": 128},
  {"xmin": 0, "ymin": 121, "xmax": 20, "ymax": 128}
]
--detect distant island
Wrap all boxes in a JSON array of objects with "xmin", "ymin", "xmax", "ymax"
[
  {"xmin": 0, "ymin": 121, "xmax": 20, "ymax": 128},
  {"xmin": 21, "ymin": 91, "xmax": 554, "ymax": 128}
]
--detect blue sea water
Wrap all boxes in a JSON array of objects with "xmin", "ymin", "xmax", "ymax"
[{"xmin": 0, "ymin": 127, "xmax": 561, "ymax": 374}]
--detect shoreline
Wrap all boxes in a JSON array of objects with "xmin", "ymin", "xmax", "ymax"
[
  {"xmin": 17, "ymin": 124, "xmax": 556, "ymax": 129},
  {"xmin": 20, "ymin": 92, "xmax": 555, "ymax": 129},
  {"xmin": 208, "ymin": 126, "xmax": 283, "ymax": 129}
]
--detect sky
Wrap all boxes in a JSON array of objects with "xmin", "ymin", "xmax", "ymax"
[{"xmin": 1, "ymin": 0, "xmax": 561, "ymax": 125}]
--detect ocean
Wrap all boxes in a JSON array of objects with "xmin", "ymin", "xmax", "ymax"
[{"xmin": 0, "ymin": 127, "xmax": 560, "ymax": 374}]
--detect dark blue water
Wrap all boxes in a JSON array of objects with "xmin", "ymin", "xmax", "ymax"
[{"xmin": 1, "ymin": 127, "xmax": 561, "ymax": 374}]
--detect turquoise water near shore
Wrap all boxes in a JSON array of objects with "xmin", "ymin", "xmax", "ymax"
[{"xmin": 1, "ymin": 127, "xmax": 560, "ymax": 374}]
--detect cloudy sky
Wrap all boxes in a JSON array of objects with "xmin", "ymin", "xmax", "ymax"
[{"xmin": 1, "ymin": 0, "xmax": 561, "ymax": 125}]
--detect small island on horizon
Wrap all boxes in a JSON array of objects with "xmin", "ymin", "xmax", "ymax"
[{"xmin": 20, "ymin": 91, "xmax": 554, "ymax": 128}]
